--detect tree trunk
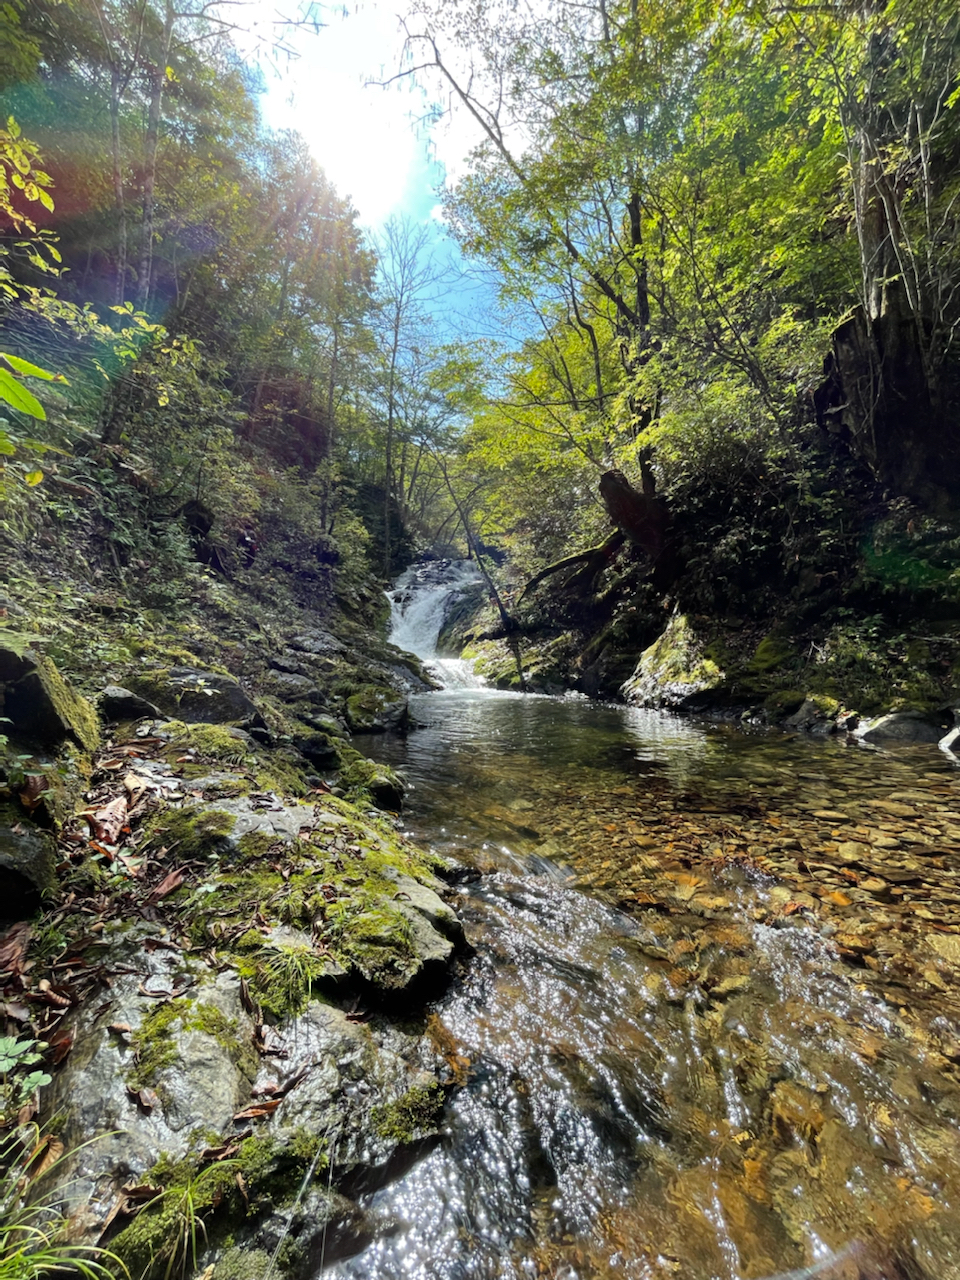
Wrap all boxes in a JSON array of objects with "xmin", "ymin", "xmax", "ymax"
[
  {"xmin": 110, "ymin": 64, "xmax": 127, "ymax": 304},
  {"xmin": 136, "ymin": 0, "xmax": 174, "ymax": 311}
]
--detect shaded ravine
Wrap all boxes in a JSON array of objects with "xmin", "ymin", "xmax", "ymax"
[{"xmin": 325, "ymin": 566, "xmax": 960, "ymax": 1280}]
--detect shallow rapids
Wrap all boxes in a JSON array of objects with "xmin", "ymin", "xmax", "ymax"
[{"xmin": 323, "ymin": 568, "xmax": 960, "ymax": 1279}]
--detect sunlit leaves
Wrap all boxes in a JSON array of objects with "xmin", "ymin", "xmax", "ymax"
[{"xmin": 0, "ymin": 367, "xmax": 45, "ymax": 419}]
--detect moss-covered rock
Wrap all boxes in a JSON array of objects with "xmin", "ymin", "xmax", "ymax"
[
  {"xmin": 128, "ymin": 666, "xmax": 259, "ymax": 725},
  {"xmin": 0, "ymin": 802, "xmax": 58, "ymax": 916},
  {"xmin": 621, "ymin": 613, "xmax": 731, "ymax": 710},
  {"xmin": 749, "ymin": 633, "xmax": 796, "ymax": 675},
  {"xmin": 158, "ymin": 719, "xmax": 256, "ymax": 765},
  {"xmin": 338, "ymin": 748, "xmax": 405, "ymax": 810},
  {"xmin": 344, "ymin": 684, "xmax": 408, "ymax": 733},
  {"xmin": 0, "ymin": 646, "xmax": 100, "ymax": 754}
]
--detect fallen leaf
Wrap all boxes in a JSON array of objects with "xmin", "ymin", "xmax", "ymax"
[
  {"xmin": 137, "ymin": 981, "xmax": 173, "ymax": 998},
  {"xmin": 86, "ymin": 795, "xmax": 128, "ymax": 844},
  {"xmin": 121, "ymin": 1181, "xmax": 163, "ymax": 1201},
  {"xmin": 144, "ymin": 867, "xmax": 186, "ymax": 906},
  {"xmin": 47, "ymin": 1027, "xmax": 75, "ymax": 1064},
  {"xmin": 251, "ymin": 1081, "xmax": 281, "ymax": 1098},
  {"xmin": 0, "ymin": 923, "xmax": 32, "ymax": 976},
  {"xmin": 123, "ymin": 772, "xmax": 151, "ymax": 805},
  {"xmin": 26, "ymin": 1135, "xmax": 64, "ymax": 1181},
  {"xmin": 233, "ymin": 1099, "xmax": 282, "ymax": 1120},
  {"xmin": 127, "ymin": 1086, "xmax": 161, "ymax": 1112},
  {"xmin": 18, "ymin": 774, "xmax": 47, "ymax": 812},
  {"xmin": 0, "ymin": 1000, "xmax": 31, "ymax": 1021}
]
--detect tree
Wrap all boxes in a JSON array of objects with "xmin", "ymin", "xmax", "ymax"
[{"xmin": 370, "ymin": 214, "xmax": 449, "ymax": 575}]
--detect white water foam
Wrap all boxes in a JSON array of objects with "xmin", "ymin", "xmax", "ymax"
[{"xmin": 387, "ymin": 559, "xmax": 487, "ymax": 690}]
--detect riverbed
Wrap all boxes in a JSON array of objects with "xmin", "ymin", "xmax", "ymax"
[{"xmin": 330, "ymin": 683, "xmax": 960, "ymax": 1280}]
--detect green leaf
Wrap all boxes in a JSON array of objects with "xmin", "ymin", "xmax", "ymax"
[
  {"xmin": 0, "ymin": 367, "xmax": 45, "ymax": 419},
  {"xmin": 21, "ymin": 1069, "xmax": 52, "ymax": 1092},
  {"xmin": 1, "ymin": 352, "xmax": 58, "ymax": 380}
]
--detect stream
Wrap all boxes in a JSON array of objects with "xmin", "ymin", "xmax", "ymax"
[{"xmin": 329, "ymin": 562, "xmax": 960, "ymax": 1280}]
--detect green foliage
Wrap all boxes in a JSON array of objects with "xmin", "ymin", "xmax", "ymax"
[
  {"xmin": 251, "ymin": 942, "xmax": 328, "ymax": 1020},
  {"xmin": 0, "ymin": 1126, "xmax": 123, "ymax": 1279},
  {"xmin": 0, "ymin": 1036, "xmax": 50, "ymax": 1124}
]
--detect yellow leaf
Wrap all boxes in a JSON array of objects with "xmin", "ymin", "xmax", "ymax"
[{"xmin": 24, "ymin": 469, "xmax": 43, "ymax": 486}]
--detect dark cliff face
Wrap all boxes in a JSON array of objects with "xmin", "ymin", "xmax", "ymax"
[{"xmin": 815, "ymin": 306, "xmax": 960, "ymax": 508}]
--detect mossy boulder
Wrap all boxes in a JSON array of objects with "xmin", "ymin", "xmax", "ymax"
[
  {"xmin": 157, "ymin": 719, "xmax": 256, "ymax": 765},
  {"xmin": 749, "ymin": 633, "xmax": 796, "ymax": 675},
  {"xmin": 465, "ymin": 641, "xmax": 516, "ymax": 689},
  {"xmin": 128, "ymin": 666, "xmax": 260, "ymax": 725},
  {"xmin": 620, "ymin": 613, "xmax": 730, "ymax": 710},
  {"xmin": 782, "ymin": 694, "xmax": 842, "ymax": 734},
  {"xmin": 345, "ymin": 684, "xmax": 408, "ymax": 733},
  {"xmin": 339, "ymin": 750, "xmax": 405, "ymax": 809},
  {"xmin": 855, "ymin": 709, "xmax": 951, "ymax": 744},
  {"xmin": 0, "ymin": 646, "xmax": 99, "ymax": 754}
]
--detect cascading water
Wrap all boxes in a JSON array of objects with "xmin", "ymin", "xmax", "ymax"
[{"xmin": 387, "ymin": 558, "xmax": 488, "ymax": 689}]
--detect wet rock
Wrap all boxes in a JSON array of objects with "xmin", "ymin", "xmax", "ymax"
[
  {"xmin": 299, "ymin": 710, "xmax": 347, "ymax": 737},
  {"xmin": 294, "ymin": 732, "xmax": 340, "ymax": 767},
  {"xmin": 47, "ymin": 925, "xmax": 447, "ymax": 1263},
  {"xmin": 856, "ymin": 711, "xmax": 948, "ymax": 744},
  {"xmin": 0, "ymin": 810, "xmax": 57, "ymax": 919},
  {"xmin": 836, "ymin": 841, "xmax": 869, "ymax": 863},
  {"xmin": 928, "ymin": 934, "xmax": 960, "ymax": 966},
  {"xmin": 783, "ymin": 697, "xmax": 839, "ymax": 734},
  {"xmin": 268, "ymin": 653, "xmax": 308, "ymax": 675},
  {"xmin": 0, "ymin": 646, "xmax": 99, "ymax": 753},
  {"xmin": 269, "ymin": 672, "xmax": 321, "ymax": 701},
  {"xmin": 49, "ymin": 950, "xmax": 256, "ymax": 1235},
  {"xmin": 129, "ymin": 666, "xmax": 260, "ymax": 725},
  {"xmin": 620, "ymin": 612, "xmax": 729, "ymax": 710},
  {"xmin": 290, "ymin": 628, "xmax": 346, "ymax": 657},
  {"xmin": 345, "ymin": 685, "xmax": 409, "ymax": 734},
  {"xmin": 338, "ymin": 751, "xmax": 405, "ymax": 810},
  {"xmin": 770, "ymin": 1081, "xmax": 824, "ymax": 1147},
  {"xmin": 99, "ymin": 684, "xmax": 161, "ymax": 721}
]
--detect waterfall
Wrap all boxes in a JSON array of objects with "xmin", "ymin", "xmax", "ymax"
[{"xmin": 387, "ymin": 559, "xmax": 487, "ymax": 689}]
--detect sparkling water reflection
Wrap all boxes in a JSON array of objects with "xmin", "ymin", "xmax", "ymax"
[{"xmin": 326, "ymin": 684, "xmax": 960, "ymax": 1280}]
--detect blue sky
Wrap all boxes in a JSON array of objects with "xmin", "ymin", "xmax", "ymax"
[{"xmin": 253, "ymin": 2, "xmax": 509, "ymax": 340}]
